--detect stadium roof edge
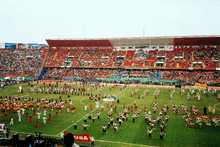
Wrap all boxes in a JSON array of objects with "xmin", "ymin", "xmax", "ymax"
[{"xmin": 46, "ymin": 35, "xmax": 220, "ymax": 41}]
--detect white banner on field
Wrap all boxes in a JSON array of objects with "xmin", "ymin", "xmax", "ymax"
[{"xmin": 0, "ymin": 123, "xmax": 5, "ymax": 131}]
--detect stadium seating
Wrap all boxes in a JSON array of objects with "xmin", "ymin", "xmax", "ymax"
[
  {"xmin": 0, "ymin": 49, "xmax": 48, "ymax": 77},
  {"xmin": 43, "ymin": 48, "xmax": 219, "ymax": 70},
  {"xmin": 1, "ymin": 37, "xmax": 219, "ymax": 85}
]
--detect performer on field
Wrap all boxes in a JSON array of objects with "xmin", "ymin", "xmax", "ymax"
[
  {"xmin": 102, "ymin": 125, "xmax": 107, "ymax": 133},
  {"xmin": 84, "ymin": 117, "xmax": 87, "ymax": 123},
  {"xmin": 83, "ymin": 123, "xmax": 89, "ymax": 132},
  {"xmin": 73, "ymin": 122, "xmax": 77, "ymax": 129},
  {"xmin": 9, "ymin": 117, "xmax": 13, "ymax": 125},
  {"xmin": 25, "ymin": 112, "xmax": 28, "ymax": 118},
  {"xmin": 43, "ymin": 116, "xmax": 47, "ymax": 124},
  {"xmin": 55, "ymin": 111, "xmax": 58, "ymax": 117},
  {"xmin": 48, "ymin": 114, "xmax": 51, "ymax": 120},
  {"xmin": 18, "ymin": 113, "xmax": 21, "ymax": 122},
  {"xmin": 29, "ymin": 116, "xmax": 33, "ymax": 123},
  {"xmin": 35, "ymin": 120, "xmax": 39, "ymax": 128},
  {"xmin": 160, "ymin": 131, "xmax": 165, "ymax": 140},
  {"xmin": 147, "ymin": 128, "xmax": 154, "ymax": 139},
  {"xmin": 37, "ymin": 112, "xmax": 41, "ymax": 119}
]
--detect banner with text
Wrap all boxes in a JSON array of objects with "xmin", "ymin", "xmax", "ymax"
[
  {"xmin": 195, "ymin": 83, "xmax": 207, "ymax": 88},
  {"xmin": 0, "ymin": 124, "xmax": 5, "ymax": 131},
  {"xmin": 27, "ymin": 43, "xmax": 38, "ymax": 49},
  {"xmin": 5, "ymin": 43, "xmax": 16, "ymax": 49},
  {"xmin": 64, "ymin": 131, "xmax": 91, "ymax": 142}
]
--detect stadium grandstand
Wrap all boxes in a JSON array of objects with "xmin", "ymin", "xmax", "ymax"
[{"xmin": 0, "ymin": 36, "xmax": 220, "ymax": 85}]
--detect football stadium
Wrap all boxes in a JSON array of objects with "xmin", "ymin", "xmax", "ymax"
[
  {"xmin": 0, "ymin": 36, "xmax": 220, "ymax": 147},
  {"xmin": 1, "ymin": 0, "xmax": 220, "ymax": 146}
]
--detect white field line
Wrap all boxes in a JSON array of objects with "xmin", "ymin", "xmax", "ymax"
[
  {"xmin": 117, "ymin": 97, "xmax": 136, "ymax": 108},
  {"xmin": 96, "ymin": 139, "xmax": 157, "ymax": 147},
  {"xmin": 56, "ymin": 87, "xmax": 127, "ymax": 136},
  {"xmin": 56, "ymin": 101, "xmax": 107, "ymax": 136},
  {"xmin": 214, "ymin": 103, "xmax": 220, "ymax": 111},
  {"xmin": 21, "ymin": 93, "xmax": 29, "ymax": 98},
  {"xmin": 80, "ymin": 98, "xmax": 87, "ymax": 105},
  {"xmin": 13, "ymin": 93, "xmax": 29, "ymax": 98}
]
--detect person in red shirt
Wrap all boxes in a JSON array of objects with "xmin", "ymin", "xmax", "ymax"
[
  {"xmin": 33, "ymin": 110, "xmax": 36, "ymax": 115},
  {"xmin": 49, "ymin": 114, "xmax": 51, "ymax": 120},
  {"xmin": 55, "ymin": 111, "xmax": 58, "ymax": 117},
  {"xmin": 25, "ymin": 112, "xmax": 28, "ymax": 118},
  {"xmin": 9, "ymin": 109, "xmax": 12, "ymax": 114},
  {"xmin": 5, "ymin": 114, "xmax": 8, "ymax": 121},
  {"xmin": 35, "ymin": 120, "xmax": 39, "ymax": 128},
  {"xmin": 29, "ymin": 116, "xmax": 33, "ymax": 123},
  {"xmin": 2, "ymin": 108, "xmax": 6, "ymax": 116}
]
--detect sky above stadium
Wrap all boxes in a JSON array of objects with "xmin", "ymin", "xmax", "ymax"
[{"xmin": 0, "ymin": 0, "xmax": 220, "ymax": 44}]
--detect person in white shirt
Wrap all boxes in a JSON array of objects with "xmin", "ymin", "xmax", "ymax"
[
  {"xmin": 18, "ymin": 114, "xmax": 21, "ymax": 122},
  {"xmin": 84, "ymin": 105, "xmax": 87, "ymax": 111},
  {"xmin": 10, "ymin": 117, "xmax": 13, "ymax": 125},
  {"xmin": 60, "ymin": 133, "xmax": 64, "ymax": 140},
  {"xmin": 37, "ymin": 112, "xmax": 41, "ymax": 119},
  {"xmin": 90, "ymin": 137, "xmax": 95, "ymax": 146},
  {"xmin": 17, "ymin": 109, "xmax": 20, "ymax": 116},
  {"xmin": 95, "ymin": 101, "xmax": 99, "ymax": 109},
  {"xmin": 191, "ymin": 89, "xmax": 194, "ymax": 94},
  {"xmin": 44, "ymin": 110, "xmax": 47, "ymax": 116},
  {"xmin": 43, "ymin": 116, "xmax": 47, "ymax": 124},
  {"xmin": 22, "ymin": 108, "xmax": 25, "ymax": 114}
]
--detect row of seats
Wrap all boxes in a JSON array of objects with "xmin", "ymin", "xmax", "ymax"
[{"xmin": 44, "ymin": 49, "xmax": 220, "ymax": 69}]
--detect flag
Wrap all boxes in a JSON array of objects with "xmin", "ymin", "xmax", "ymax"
[{"xmin": 111, "ymin": 95, "xmax": 116, "ymax": 99}]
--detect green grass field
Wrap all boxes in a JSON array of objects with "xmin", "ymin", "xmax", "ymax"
[{"xmin": 0, "ymin": 83, "xmax": 220, "ymax": 147}]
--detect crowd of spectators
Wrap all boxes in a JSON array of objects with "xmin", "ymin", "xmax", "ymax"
[
  {"xmin": 44, "ymin": 49, "xmax": 219, "ymax": 69},
  {"xmin": 0, "ymin": 49, "xmax": 47, "ymax": 76},
  {"xmin": 1, "ymin": 47, "xmax": 219, "ymax": 85},
  {"xmin": 162, "ymin": 71, "xmax": 220, "ymax": 84},
  {"xmin": 44, "ymin": 68, "xmax": 116, "ymax": 79}
]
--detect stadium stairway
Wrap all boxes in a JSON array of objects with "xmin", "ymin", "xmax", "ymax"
[
  {"xmin": 117, "ymin": 71, "xmax": 124, "ymax": 78},
  {"xmin": 39, "ymin": 68, "xmax": 49, "ymax": 79},
  {"xmin": 155, "ymin": 72, "xmax": 162, "ymax": 80},
  {"xmin": 110, "ymin": 71, "xmax": 118, "ymax": 78},
  {"xmin": 148, "ymin": 71, "xmax": 161, "ymax": 80}
]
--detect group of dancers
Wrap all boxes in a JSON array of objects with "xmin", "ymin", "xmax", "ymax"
[
  {"xmin": 145, "ymin": 103, "xmax": 169, "ymax": 139},
  {"xmin": 0, "ymin": 95, "xmax": 76, "ymax": 128},
  {"xmin": 2, "ymin": 82, "xmax": 220, "ymax": 142},
  {"xmin": 181, "ymin": 104, "xmax": 220, "ymax": 129}
]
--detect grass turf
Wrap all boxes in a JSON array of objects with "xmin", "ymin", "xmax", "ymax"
[{"xmin": 0, "ymin": 83, "xmax": 220, "ymax": 147}]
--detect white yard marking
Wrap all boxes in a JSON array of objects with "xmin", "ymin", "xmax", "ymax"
[
  {"xmin": 56, "ymin": 87, "xmax": 127, "ymax": 136},
  {"xmin": 214, "ymin": 103, "xmax": 220, "ymax": 111},
  {"xmin": 13, "ymin": 93, "xmax": 29, "ymax": 98},
  {"xmin": 118, "ymin": 97, "xmax": 136, "ymax": 108},
  {"xmin": 96, "ymin": 139, "xmax": 157, "ymax": 147},
  {"xmin": 21, "ymin": 93, "xmax": 29, "ymax": 97}
]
